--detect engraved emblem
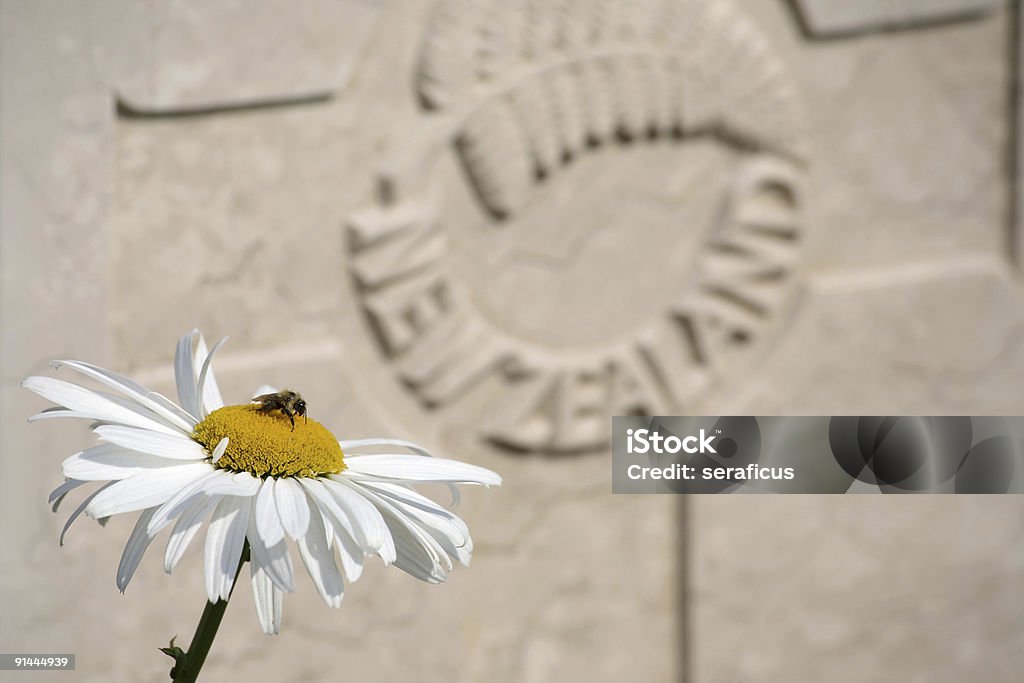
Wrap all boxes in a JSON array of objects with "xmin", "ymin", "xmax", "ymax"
[{"xmin": 348, "ymin": 0, "xmax": 809, "ymax": 453}]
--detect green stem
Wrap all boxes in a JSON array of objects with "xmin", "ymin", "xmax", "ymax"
[{"xmin": 170, "ymin": 541, "xmax": 250, "ymax": 683}]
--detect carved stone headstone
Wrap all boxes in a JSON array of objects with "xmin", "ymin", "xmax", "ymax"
[{"xmin": 2, "ymin": 0, "xmax": 1024, "ymax": 681}]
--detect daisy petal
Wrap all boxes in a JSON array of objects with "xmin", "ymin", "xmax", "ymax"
[
  {"xmin": 49, "ymin": 479, "xmax": 88, "ymax": 512},
  {"xmin": 323, "ymin": 477, "xmax": 396, "ymax": 564},
  {"xmin": 274, "ymin": 477, "xmax": 310, "ymax": 541},
  {"xmin": 315, "ymin": 503, "xmax": 364, "ymax": 583},
  {"xmin": 365, "ymin": 482, "xmax": 472, "ymax": 566},
  {"xmin": 299, "ymin": 479, "xmax": 367, "ymax": 581},
  {"xmin": 202, "ymin": 471, "xmax": 261, "ymax": 496},
  {"xmin": 93, "ymin": 425, "xmax": 209, "ymax": 460},
  {"xmin": 23, "ymin": 377, "xmax": 181, "ymax": 435},
  {"xmin": 211, "ymin": 437, "xmax": 229, "ymax": 464},
  {"xmin": 350, "ymin": 483, "xmax": 450, "ymax": 582},
  {"xmin": 296, "ymin": 496, "xmax": 344, "ymax": 608},
  {"xmin": 250, "ymin": 563, "xmax": 283, "ymax": 635},
  {"xmin": 29, "ymin": 407, "xmax": 86, "ymax": 422},
  {"xmin": 86, "ymin": 463, "xmax": 213, "ymax": 519},
  {"xmin": 165, "ymin": 496, "xmax": 219, "ymax": 573},
  {"xmin": 60, "ymin": 482, "xmax": 115, "ymax": 546},
  {"xmin": 389, "ymin": 514, "xmax": 449, "ymax": 583},
  {"xmin": 28, "ymin": 391, "xmax": 180, "ymax": 433},
  {"xmin": 148, "ymin": 470, "xmax": 226, "ymax": 536},
  {"xmin": 63, "ymin": 444, "xmax": 182, "ymax": 481},
  {"xmin": 116, "ymin": 507, "xmax": 158, "ymax": 592},
  {"xmin": 204, "ymin": 496, "xmax": 250, "ymax": 603},
  {"xmin": 50, "ymin": 360, "xmax": 196, "ymax": 432},
  {"xmin": 175, "ymin": 331, "xmax": 202, "ymax": 420},
  {"xmin": 298, "ymin": 479, "xmax": 359, "ymax": 548},
  {"xmin": 196, "ymin": 336, "xmax": 228, "ymax": 418},
  {"xmin": 339, "ymin": 438, "xmax": 436, "ymax": 457},
  {"xmin": 322, "ymin": 508, "xmax": 335, "ymax": 549},
  {"xmin": 246, "ymin": 506, "xmax": 295, "ymax": 593},
  {"xmin": 333, "ymin": 516, "xmax": 365, "ymax": 583},
  {"xmin": 255, "ymin": 479, "xmax": 285, "ymax": 547},
  {"xmin": 342, "ymin": 455, "xmax": 502, "ymax": 486}
]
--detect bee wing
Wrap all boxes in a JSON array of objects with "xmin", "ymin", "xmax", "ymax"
[
  {"xmin": 252, "ymin": 393, "xmax": 276, "ymax": 403},
  {"xmin": 251, "ymin": 385, "xmax": 279, "ymax": 400}
]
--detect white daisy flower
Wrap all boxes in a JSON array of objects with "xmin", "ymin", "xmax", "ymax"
[{"xmin": 24, "ymin": 330, "xmax": 501, "ymax": 635}]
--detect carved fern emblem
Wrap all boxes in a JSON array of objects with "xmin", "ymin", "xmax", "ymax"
[
  {"xmin": 417, "ymin": 0, "xmax": 806, "ymax": 218},
  {"xmin": 348, "ymin": 0, "xmax": 810, "ymax": 453}
]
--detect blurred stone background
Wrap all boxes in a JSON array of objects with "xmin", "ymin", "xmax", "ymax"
[{"xmin": 2, "ymin": 0, "xmax": 1023, "ymax": 681}]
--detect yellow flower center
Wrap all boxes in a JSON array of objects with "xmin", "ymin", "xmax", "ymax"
[{"xmin": 192, "ymin": 405, "xmax": 345, "ymax": 478}]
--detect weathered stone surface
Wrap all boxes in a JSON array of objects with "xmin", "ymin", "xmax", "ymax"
[
  {"xmin": 793, "ymin": 0, "xmax": 1001, "ymax": 36},
  {"xmin": 690, "ymin": 259, "xmax": 1024, "ymax": 679},
  {"xmin": 1018, "ymin": 5, "xmax": 1024, "ymax": 269},
  {"xmin": 792, "ymin": 8, "xmax": 1008, "ymax": 271},
  {"xmin": 3, "ymin": 0, "xmax": 1024, "ymax": 681},
  {"xmin": 0, "ymin": 0, "xmax": 113, "ymax": 666},
  {"xmin": 692, "ymin": 496, "xmax": 1024, "ymax": 683},
  {"xmin": 715, "ymin": 259, "xmax": 1024, "ymax": 415},
  {"xmin": 89, "ymin": 0, "xmax": 383, "ymax": 112}
]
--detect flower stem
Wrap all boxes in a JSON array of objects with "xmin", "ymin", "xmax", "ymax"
[{"xmin": 169, "ymin": 541, "xmax": 250, "ymax": 683}]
